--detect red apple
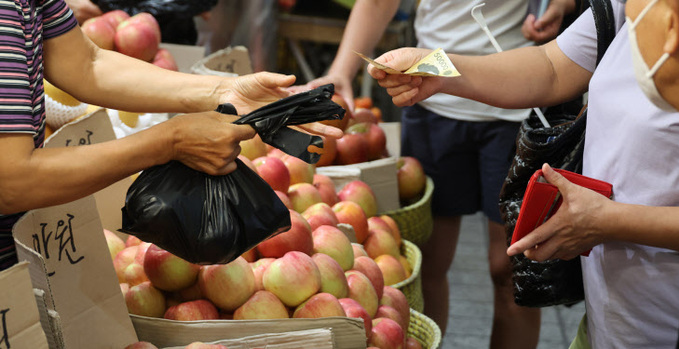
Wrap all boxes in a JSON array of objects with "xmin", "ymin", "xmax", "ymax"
[
  {"xmin": 335, "ymin": 133, "xmax": 369, "ymax": 165},
  {"xmin": 316, "ymin": 135, "xmax": 338, "ymax": 167},
  {"xmin": 237, "ymin": 155, "xmax": 258, "ymax": 174},
  {"xmin": 125, "ymin": 281, "xmax": 166, "ymax": 318},
  {"xmin": 346, "ymin": 122, "xmax": 385, "ymax": 161},
  {"xmin": 380, "ymin": 215, "xmax": 402, "ymax": 246},
  {"xmin": 143, "ymin": 244, "xmax": 200, "ymax": 291},
  {"xmin": 267, "ymin": 147, "xmax": 287, "ymax": 159},
  {"xmin": 349, "ymin": 108, "xmax": 378, "ymax": 127},
  {"xmin": 312, "ymin": 253, "xmax": 349, "ymax": 299},
  {"xmin": 164, "ymin": 299, "xmax": 219, "ymax": 321},
  {"xmin": 368, "ymin": 216, "xmax": 396, "ymax": 242},
  {"xmin": 406, "ymin": 337, "xmax": 424, "ymax": 349},
  {"xmin": 339, "ymin": 298, "xmax": 372, "ymax": 339},
  {"xmin": 256, "ymin": 209, "xmax": 313, "ymax": 257},
  {"xmin": 397, "ymin": 156, "xmax": 427, "ymax": 201},
  {"xmin": 312, "ymin": 225, "xmax": 354, "ymax": 271},
  {"xmin": 313, "ymin": 174, "xmax": 339, "ymax": 206},
  {"xmin": 363, "ymin": 229, "xmax": 400, "ymax": 259},
  {"xmin": 332, "ymin": 201, "xmax": 369, "ymax": 244},
  {"xmin": 375, "ymin": 304, "xmax": 407, "ymax": 332},
  {"xmin": 352, "ymin": 243, "xmax": 369, "ymax": 258},
  {"xmin": 253, "ymin": 156, "xmax": 290, "ymax": 193},
  {"xmin": 240, "ymin": 134, "xmax": 268, "ymax": 160},
  {"xmin": 292, "ymin": 292, "xmax": 346, "ymax": 318},
  {"xmin": 126, "ymin": 235, "xmax": 143, "ymax": 247},
  {"xmin": 302, "ymin": 202, "xmax": 339, "ymax": 231},
  {"xmin": 283, "ymin": 155, "xmax": 315, "ymax": 185},
  {"xmin": 233, "ymin": 290, "xmax": 289, "ymax": 320},
  {"xmin": 337, "ymin": 180, "xmax": 378, "ymax": 218},
  {"xmin": 104, "ymin": 229, "xmax": 125, "ymax": 261},
  {"xmin": 345, "ymin": 270, "xmax": 379, "ymax": 318},
  {"xmin": 177, "ymin": 282, "xmax": 203, "ymax": 302},
  {"xmin": 380, "ymin": 286, "xmax": 410, "ymax": 328},
  {"xmin": 369, "ymin": 317, "xmax": 405, "ymax": 349},
  {"xmin": 351, "ymin": 256, "xmax": 385, "ymax": 299},
  {"xmin": 115, "ymin": 13, "xmax": 161, "ymax": 62},
  {"xmin": 122, "ymin": 262, "xmax": 149, "ymax": 286},
  {"xmin": 151, "ymin": 48, "xmax": 178, "ymax": 71},
  {"xmin": 287, "ymin": 182, "xmax": 323, "ymax": 213},
  {"xmin": 125, "ymin": 342, "xmax": 158, "ymax": 349},
  {"xmin": 250, "ymin": 257, "xmax": 275, "ymax": 291},
  {"xmin": 82, "ymin": 17, "xmax": 116, "ymax": 50},
  {"xmin": 101, "ymin": 9, "xmax": 130, "ymax": 29},
  {"xmin": 262, "ymin": 251, "xmax": 321, "ymax": 307},
  {"xmin": 114, "ymin": 246, "xmax": 138, "ymax": 283},
  {"xmin": 274, "ymin": 190, "xmax": 293, "ymax": 209},
  {"xmin": 198, "ymin": 257, "xmax": 256, "ymax": 312}
]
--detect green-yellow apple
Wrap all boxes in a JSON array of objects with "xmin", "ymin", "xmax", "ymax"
[
  {"xmin": 122, "ymin": 262, "xmax": 149, "ymax": 286},
  {"xmin": 240, "ymin": 134, "xmax": 268, "ymax": 161},
  {"xmin": 363, "ymin": 229, "xmax": 400, "ymax": 259},
  {"xmin": 302, "ymin": 202, "xmax": 339, "ymax": 231},
  {"xmin": 397, "ymin": 156, "xmax": 427, "ymax": 202},
  {"xmin": 144, "ymin": 244, "xmax": 200, "ymax": 291},
  {"xmin": 250, "ymin": 257, "xmax": 275, "ymax": 291},
  {"xmin": 198, "ymin": 257, "xmax": 256, "ymax": 312},
  {"xmin": 125, "ymin": 281, "xmax": 165, "ymax": 318},
  {"xmin": 114, "ymin": 246, "xmax": 138, "ymax": 283},
  {"xmin": 262, "ymin": 251, "xmax": 321, "ymax": 307},
  {"xmin": 104, "ymin": 229, "xmax": 125, "ymax": 261},
  {"xmin": 233, "ymin": 290, "xmax": 289, "ymax": 320},
  {"xmin": 282, "ymin": 154, "xmax": 314, "ymax": 185},
  {"xmin": 338, "ymin": 180, "xmax": 377, "ymax": 217},
  {"xmin": 345, "ymin": 270, "xmax": 378, "ymax": 318},
  {"xmin": 351, "ymin": 256, "xmax": 385, "ymax": 299},
  {"xmin": 312, "ymin": 225, "xmax": 354, "ymax": 271},
  {"xmin": 368, "ymin": 216, "xmax": 401, "ymax": 247},
  {"xmin": 313, "ymin": 174, "xmax": 339, "ymax": 206},
  {"xmin": 374, "ymin": 254, "xmax": 408, "ymax": 286},
  {"xmin": 333, "ymin": 201, "xmax": 370, "ymax": 243},
  {"xmin": 292, "ymin": 292, "xmax": 346, "ymax": 318},
  {"xmin": 287, "ymin": 183, "xmax": 323, "ymax": 213},
  {"xmin": 312, "ymin": 253, "xmax": 349, "ymax": 299}
]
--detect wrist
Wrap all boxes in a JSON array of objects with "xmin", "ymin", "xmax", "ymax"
[{"xmin": 553, "ymin": 0, "xmax": 577, "ymax": 14}]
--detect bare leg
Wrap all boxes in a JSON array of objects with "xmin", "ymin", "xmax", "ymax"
[
  {"xmin": 421, "ymin": 215, "xmax": 462, "ymax": 332},
  {"xmin": 488, "ymin": 220, "xmax": 541, "ymax": 349}
]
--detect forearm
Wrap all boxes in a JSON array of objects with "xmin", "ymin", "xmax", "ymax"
[
  {"xmin": 600, "ymin": 202, "xmax": 679, "ymax": 252},
  {"xmin": 441, "ymin": 42, "xmax": 591, "ymax": 109},
  {"xmin": 327, "ymin": 0, "xmax": 400, "ymax": 80}
]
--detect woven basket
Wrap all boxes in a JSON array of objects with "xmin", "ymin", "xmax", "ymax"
[
  {"xmin": 407, "ymin": 308, "xmax": 442, "ymax": 349},
  {"xmin": 384, "ymin": 176, "xmax": 434, "ymax": 247},
  {"xmin": 392, "ymin": 240, "xmax": 423, "ymax": 313}
]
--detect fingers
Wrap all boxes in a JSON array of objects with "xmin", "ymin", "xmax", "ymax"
[
  {"xmin": 541, "ymin": 163, "xmax": 572, "ymax": 192},
  {"xmin": 506, "ymin": 222, "xmax": 555, "ymax": 257},
  {"xmin": 295, "ymin": 122, "xmax": 343, "ymax": 139},
  {"xmin": 257, "ymin": 72, "xmax": 297, "ymax": 91}
]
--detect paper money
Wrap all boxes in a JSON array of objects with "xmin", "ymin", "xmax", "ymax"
[{"xmin": 355, "ymin": 48, "xmax": 460, "ymax": 77}]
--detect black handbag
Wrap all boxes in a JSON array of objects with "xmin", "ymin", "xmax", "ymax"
[{"xmin": 498, "ymin": 0, "xmax": 616, "ymax": 307}]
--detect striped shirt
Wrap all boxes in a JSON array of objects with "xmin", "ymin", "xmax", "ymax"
[{"xmin": 0, "ymin": 0, "xmax": 77, "ymax": 270}]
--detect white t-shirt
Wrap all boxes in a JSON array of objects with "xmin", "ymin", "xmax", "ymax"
[
  {"xmin": 557, "ymin": 3, "xmax": 679, "ymax": 348},
  {"xmin": 414, "ymin": 0, "xmax": 532, "ymax": 122}
]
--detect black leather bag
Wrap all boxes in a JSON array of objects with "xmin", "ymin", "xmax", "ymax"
[{"xmin": 498, "ymin": 0, "xmax": 616, "ymax": 307}]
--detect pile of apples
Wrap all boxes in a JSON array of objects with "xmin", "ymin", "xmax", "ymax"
[{"xmin": 81, "ymin": 10, "xmax": 178, "ymax": 71}]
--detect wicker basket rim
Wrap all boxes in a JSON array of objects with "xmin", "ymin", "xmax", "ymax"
[
  {"xmin": 392, "ymin": 239, "xmax": 422, "ymax": 289},
  {"xmin": 408, "ymin": 308, "xmax": 442, "ymax": 349}
]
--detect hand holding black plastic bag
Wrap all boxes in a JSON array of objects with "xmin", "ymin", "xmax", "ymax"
[{"xmin": 120, "ymin": 85, "xmax": 345, "ymax": 264}]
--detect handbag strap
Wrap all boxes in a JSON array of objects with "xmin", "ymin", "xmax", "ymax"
[{"xmin": 589, "ymin": 0, "xmax": 616, "ymax": 66}]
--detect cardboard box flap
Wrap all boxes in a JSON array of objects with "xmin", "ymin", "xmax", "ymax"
[
  {"xmin": 12, "ymin": 195, "xmax": 137, "ymax": 348},
  {"xmin": 14, "ymin": 240, "xmax": 55, "ymax": 310},
  {"xmin": 33, "ymin": 289, "xmax": 65, "ymax": 349},
  {"xmin": 191, "ymin": 46, "xmax": 253, "ymax": 76},
  {"xmin": 0, "ymin": 262, "xmax": 49, "ymax": 349},
  {"xmin": 162, "ymin": 328, "xmax": 334, "ymax": 349},
  {"xmin": 159, "ymin": 43, "xmax": 206, "ymax": 73},
  {"xmin": 131, "ymin": 315, "xmax": 367, "ymax": 349}
]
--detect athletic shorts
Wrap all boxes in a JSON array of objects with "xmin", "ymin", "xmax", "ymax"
[{"xmin": 400, "ymin": 104, "xmax": 521, "ymax": 223}]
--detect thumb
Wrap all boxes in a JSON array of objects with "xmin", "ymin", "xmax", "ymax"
[
  {"xmin": 535, "ymin": 6, "xmax": 560, "ymax": 30},
  {"xmin": 375, "ymin": 48, "xmax": 423, "ymax": 72},
  {"xmin": 260, "ymin": 72, "xmax": 297, "ymax": 89},
  {"xmin": 541, "ymin": 163, "xmax": 572, "ymax": 191}
]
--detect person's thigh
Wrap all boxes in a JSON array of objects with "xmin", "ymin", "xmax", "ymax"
[
  {"xmin": 401, "ymin": 105, "xmax": 481, "ymax": 217},
  {"xmin": 476, "ymin": 120, "xmax": 521, "ymax": 223}
]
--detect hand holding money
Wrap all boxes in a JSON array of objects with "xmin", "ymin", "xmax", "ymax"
[{"xmin": 356, "ymin": 48, "xmax": 460, "ymax": 77}]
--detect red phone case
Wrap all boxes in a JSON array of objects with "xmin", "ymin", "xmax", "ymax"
[{"xmin": 510, "ymin": 168, "xmax": 613, "ymax": 257}]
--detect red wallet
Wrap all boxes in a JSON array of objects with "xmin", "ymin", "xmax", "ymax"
[{"xmin": 510, "ymin": 168, "xmax": 613, "ymax": 257}]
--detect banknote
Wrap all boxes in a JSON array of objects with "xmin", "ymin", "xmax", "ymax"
[{"xmin": 355, "ymin": 48, "xmax": 460, "ymax": 77}]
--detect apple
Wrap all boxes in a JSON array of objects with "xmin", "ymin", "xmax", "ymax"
[
  {"xmin": 375, "ymin": 254, "xmax": 407, "ymax": 286},
  {"xmin": 274, "ymin": 190, "xmax": 293, "ymax": 209},
  {"xmin": 292, "ymin": 292, "xmax": 346, "ymax": 319},
  {"xmin": 345, "ymin": 270, "xmax": 379, "ymax": 317},
  {"xmin": 352, "ymin": 243, "xmax": 369, "ymax": 258},
  {"xmin": 332, "ymin": 201, "xmax": 369, "ymax": 244},
  {"xmin": 143, "ymin": 244, "xmax": 200, "ymax": 291},
  {"xmin": 101, "ymin": 9, "xmax": 130, "ymax": 28},
  {"xmin": 237, "ymin": 155, "xmax": 258, "ymax": 174},
  {"xmin": 198, "ymin": 257, "xmax": 256, "ymax": 312},
  {"xmin": 114, "ymin": 246, "xmax": 138, "ymax": 283},
  {"xmin": 368, "ymin": 216, "xmax": 401, "ymax": 246},
  {"xmin": 354, "ymin": 96, "xmax": 373, "ymax": 109},
  {"xmin": 104, "ymin": 229, "xmax": 125, "ymax": 261},
  {"xmin": 339, "ymin": 298, "xmax": 372, "ymax": 339},
  {"xmin": 267, "ymin": 147, "xmax": 287, "ymax": 159},
  {"xmin": 134, "ymin": 242, "xmax": 152, "ymax": 265},
  {"xmin": 184, "ymin": 343, "xmax": 228, "ymax": 349},
  {"xmin": 363, "ymin": 229, "xmax": 400, "ymax": 259},
  {"xmin": 262, "ymin": 251, "xmax": 321, "ymax": 307},
  {"xmin": 398, "ymin": 255, "xmax": 413, "ymax": 278},
  {"xmin": 82, "ymin": 17, "xmax": 115, "ymax": 50},
  {"xmin": 369, "ymin": 317, "xmax": 405, "ymax": 349},
  {"xmin": 283, "ymin": 155, "xmax": 315, "ymax": 185},
  {"xmin": 114, "ymin": 13, "xmax": 161, "ymax": 62},
  {"xmin": 379, "ymin": 215, "xmax": 402, "ymax": 245},
  {"xmin": 120, "ymin": 283, "xmax": 130, "ymax": 295},
  {"xmin": 312, "ymin": 253, "xmax": 349, "ymax": 299},
  {"xmin": 312, "ymin": 225, "xmax": 354, "ymax": 271},
  {"xmin": 397, "ymin": 156, "xmax": 427, "ymax": 202},
  {"xmin": 253, "ymin": 156, "xmax": 290, "ymax": 193},
  {"xmin": 240, "ymin": 134, "xmax": 268, "ymax": 160},
  {"xmin": 241, "ymin": 247, "xmax": 258, "ymax": 263},
  {"xmin": 302, "ymin": 202, "xmax": 339, "ymax": 231},
  {"xmin": 250, "ymin": 257, "xmax": 275, "ymax": 291},
  {"xmin": 287, "ymin": 183, "xmax": 323, "ymax": 213},
  {"xmin": 315, "ymin": 135, "xmax": 338, "ymax": 167},
  {"xmin": 177, "ymin": 281, "xmax": 203, "ymax": 302},
  {"xmin": 337, "ymin": 180, "xmax": 378, "ymax": 218},
  {"xmin": 126, "ymin": 235, "xmax": 143, "ymax": 247},
  {"xmin": 380, "ymin": 286, "xmax": 410, "ymax": 328},
  {"xmin": 233, "ymin": 290, "xmax": 288, "ymax": 320},
  {"xmin": 164, "ymin": 299, "xmax": 219, "ymax": 321},
  {"xmin": 122, "ymin": 262, "xmax": 149, "ymax": 286},
  {"xmin": 124, "ymin": 342, "xmax": 158, "ymax": 349},
  {"xmin": 346, "ymin": 122, "xmax": 385, "ymax": 161},
  {"xmin": 335, "ymin": 133, "xmax": 369, "ymax": 165},
  {"xmin": 125, "ymin": 281, "xmax": 166, "ymax": 318},
  {"xmin": 375, "ymin": 305, "xmax": 407, "ymax": 332},
  {"xmin": 348, "ymin": 108, "xmax": 378, "ymax": 127},
  {"xmin": 351, "ymin": 256, "xmax": 385, "ymax": 299},
  {"xmin": 406, "ymin": 337, "xmax": 424, "ymax": 349},
  {"xmin": 371, "ymin": 107, "xmax": 383, "ymax": 122},
  {"xmin": 256, "ymin": 209, "xmax": 313, "ymax": 257},
  {"xmin": 313, "ymin": 174, "xmax": 339, "ymax": 206},
  {"xmin": 151, "ymin": 48, "xmax": 178, "ymax": 71}
]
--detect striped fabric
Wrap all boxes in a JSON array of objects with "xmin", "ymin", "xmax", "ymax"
[{"xmin": 0, "ymin": 0, "xmax": 77, "ymax": 270}]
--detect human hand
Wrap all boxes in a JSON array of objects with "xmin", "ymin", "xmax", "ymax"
[
  {"xmin": 367, "ymin": 48, "xmax": 444, "ymax": 107},
  {"xmin": 287, "ymin": 74, "xmax": 355, "ymax": 111},
  {"xmin": 66, "ymin": 0, "xmax": 103, "ymax": 24},
  {"xmin": 219, "ymin": 72, "xmax": 296, "ymax": 115},
  {"xmin": 521, "ymin": 0, "xmax": 573, "ymax": 44},
  {"xmin": 164, "ymin": 112, "xmax": 256, "ymax": 176},
  {"xmin": 506, "ymin": 163, "xmax": 611, "ymax": 261}
]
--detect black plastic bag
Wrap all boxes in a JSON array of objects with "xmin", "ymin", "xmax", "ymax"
[{"xmin": 120, "ymin": 84, "xmax": 345, "ymax": 264}]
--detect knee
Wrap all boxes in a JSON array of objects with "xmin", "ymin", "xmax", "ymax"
[{"xmin": 488, "ymin": 253, "xmax": 514, "ymax": 289}]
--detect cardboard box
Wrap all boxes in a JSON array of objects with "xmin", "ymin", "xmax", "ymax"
[
  {"xmin": 0, "ymin": 262, "xmax": 50, "ymax": 349},
  {"xmin": 191, "ymin": 46, "xmax": 254, "ymax": 76},
  {"xmin": 160, "ymin": 43, "xmax": 206, "ymax": 74},
  {"xmin": 379, "ymin": 122, "xmax": 401, "ymax": 158}
]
